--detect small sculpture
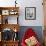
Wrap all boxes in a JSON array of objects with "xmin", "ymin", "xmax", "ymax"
[{"xmin": 15, "ymin": 0, "xmax": 17, "ymax": 7}]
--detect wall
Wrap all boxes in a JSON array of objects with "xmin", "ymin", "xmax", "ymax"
[
  {"xmin": 0, "ymin": 0, "xmax": 44, "ymax": 26},
  {"xmin": 18, "ymin": 0, "xmax": 44, "ymax": 26}
]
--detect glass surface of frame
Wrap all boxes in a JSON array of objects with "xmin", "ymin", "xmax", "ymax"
[{"xmin": 25, "ymin": 7, "xmax": 36, "ymax": 20}]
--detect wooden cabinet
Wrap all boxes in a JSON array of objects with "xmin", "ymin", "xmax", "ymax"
[{"xmin": 0, "ymin": 7, "xmax": 20, "ymax": 46}]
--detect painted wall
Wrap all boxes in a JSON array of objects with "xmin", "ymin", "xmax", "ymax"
[{"xmin": 0, "ymin": 0, "xmax": 44, "ymax": 26}]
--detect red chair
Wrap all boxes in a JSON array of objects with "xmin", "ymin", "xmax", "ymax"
[{"xmin": 21, "ymin": 28, "xmax": 41, "ymax": 46}]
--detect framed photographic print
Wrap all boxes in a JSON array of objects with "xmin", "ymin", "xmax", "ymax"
[
  {"xmin": 25, "ymin": 7, "xmax": 36, "ymax": 20},
  {"xmin": 2, "ymin": 10, "xmax": 9, "ymax": 15}
]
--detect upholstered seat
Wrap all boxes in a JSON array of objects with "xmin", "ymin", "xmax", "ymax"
[{"xmin": 21, "ymin": 28, "xmax": 41, "ymax": 46}]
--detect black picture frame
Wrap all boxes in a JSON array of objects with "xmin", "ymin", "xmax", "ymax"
[{"xmin": 25, "ymin": 7, "xmax": 36, "ymax": 20}]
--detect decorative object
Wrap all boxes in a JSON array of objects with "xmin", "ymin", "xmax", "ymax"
[
  {"xmin": 25, "ymin": 7, "xmax": 36, "ymax": 20},
  {"xmin": 9, "ymin": 10, "xmax": 18, "ymax": 15},
  {"xmin": 15, "ymin": 0, "xmax": 17, "ymax": 7},
  {"xmin": 2, "ymin": 28, "xmax": 13, "ymax": 41},
  {"xmin": 13, "ymin": 32, "xmax": 18, "ymax": 41},
  {"xmin": 25, "ymin": 36, "xmax": 38, "ymax": 46},
  {"xmin": 2, "ymin": 10, "xmax": 9, "ymax": 15}
]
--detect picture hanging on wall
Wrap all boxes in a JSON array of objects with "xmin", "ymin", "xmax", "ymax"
[{"xmin": 25, "ymin": 7, "xmax": 36, "ymax": 20}]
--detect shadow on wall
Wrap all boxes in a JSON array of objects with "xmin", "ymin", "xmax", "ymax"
[{"xmin": 18, "ymin": 26, "xmax": 44, "ymax": 44}]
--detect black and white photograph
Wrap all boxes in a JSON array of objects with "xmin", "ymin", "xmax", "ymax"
[{"xmin": 25, "ymin": 7, "xmax": 36, "ymax": 20}]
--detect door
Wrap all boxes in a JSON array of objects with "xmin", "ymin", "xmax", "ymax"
[
  {"xmin": 43, "ymin": 0, "xmax": 46, "ymax": 46},
  {"xmin": 43, "ymin": 0, "xmax": 46, "ymax": 26}
]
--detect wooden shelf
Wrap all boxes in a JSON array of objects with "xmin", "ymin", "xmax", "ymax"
[
  {"xmin": 0, "ymin": 40, "xmax": 19, "ymax": 46},
  {"xmin": 0, "ymin": 7, "xmax": 19, "ymax": 16},
  {"xmin": 2, "ymin": 40, "xmax": 19, "ymax": 42},
  {"xmin": 0, "ymin": 7, "xmax": 20, "ymax": 46},
  {"xmin": 0, "ymin": 24, "xmax": 20, "ymax": 32}
]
